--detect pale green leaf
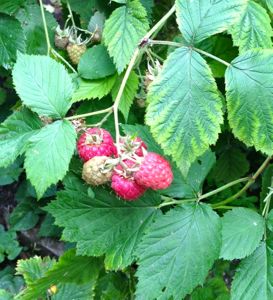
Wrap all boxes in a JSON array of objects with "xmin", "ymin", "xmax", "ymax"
[
  {"xmin": 45, "ymin": 188, "xmax": 161, "ymax": 270},
  {"xmin": 146, "ymin": 47, "xmax": 223, "ymax": 167},
  {"xmin": 220, "ymin": 208, "xmax": 265, "ymax": 260},
  {"xmin": 136, "ymin": 204, "xmax": 221, "ymax": 300},
  {"xmin": 25, "ymin": 120, "xmax": 76, "ymax": 199},
  {"xmin": 230, "ymin": 1, "xmax": 273, "ymax": 53},
  {"xmin": 0, "ymin": 160, "xmax": 23, "ymax": 186},
  {"xmin": 176, "ymin": 0, "xmax": 247, "ymax": 44},
  {"xmin": 111, "ymin": 71, "xmax": 139, "ymax": 121},
  {"xmin": 225, "ymin": 49, "xmax": 273, "ymax": 155},
  {"xmin": 210, "ymin": 147, "xmax": 249, "ymax": 183},
  {"xmin": 0, "ymin": 108, "xmax": 42, "ymax": 168},
  {"xmin": 16, "ymin": 4, "xmax": 57, "ymax": 55},
  {"xmin": 13, "ymin": 54, "xmax": 74, "ymax": 118},
  {"xmin": 72, "ymin": 75, "xmax": 117, "ymax": 102},
  {"xmin": 268, "ymin": 210, "xmax": 273, "ymax": 232},
  {"xmin": 103, "ymin": 0, "xmax": 149, "ymax": 72},
  {"xmin": 78, "ymin": 45, "xmax": 116, "ymax": 80},
  {"xmin": 0, "ymin": 13, "xmax": 25, "ymax": 67},
  {"xmin": 231, "ymin": 240, "xmax": 273, "ymax": 300}
]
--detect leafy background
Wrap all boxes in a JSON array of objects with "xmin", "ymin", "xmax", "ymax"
[{"xmin": 0, "ymin": 0, "xmax": 273, "ymax": 299}]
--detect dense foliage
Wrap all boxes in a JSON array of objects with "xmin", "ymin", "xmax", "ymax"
[{"xmin": 0, "ymin": 0, "xmax": 273, "ymax": 299}]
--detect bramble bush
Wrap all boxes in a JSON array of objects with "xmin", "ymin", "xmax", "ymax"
[{"xmin": 0, "ymin": 0, "xmax": 273, "ymax": 299}]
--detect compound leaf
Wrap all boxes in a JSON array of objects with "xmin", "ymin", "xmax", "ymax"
[
  {"xmin": 220, "ymin": 208, "xmax": 265, "ymax": 260},
  {"xmin": 136, "ymin": 203, "xmax": 221, "ymax": 300},
  {"xmin": 146, "ymin": 47, "xmax": 223, "ymax": 168},
  {"xmin": 231, "ymin": 240, "xmax": 273, "ymax": 300},
  {"xmin": 226, "ymin": 49, "xmax": 273, "ymax": 155},
  {"xmin": 103, "ymin": 0, "xmax": 149, "ymax": 73},
  {"xmin": 25, "ymin": 120, "xmax": 76, "ymax": 199},
  {"xmin": 176, "ymin": 0, "xmax": 246, "ymax": 44},
  {"xmin": 230, "ymin": 1, "xmax": 273, "ymax": 53},
  {"xmin": 13, "ymin": 54, "xmax": 74, "ymax": 118}
]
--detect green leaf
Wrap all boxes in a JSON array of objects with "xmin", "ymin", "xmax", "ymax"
[
  {"xmin": 136, "ymin": 203, "xmax": 221, "ymax": 300},
  {"xmin": 0, "ymin": 13, "xmax": 25, "ymax": 67},
  {"xmin": 9, "ymin": 198, "xmax": 40, "ymax": 231},
  {"xmin": 78, "ymin": 45, "xmax": 116, "ymax": 80},
  {"xmin": 0, "ymin": 160, "xmax": 23, "ymax": 186},
  {"xmin": 13, "ymin": 54, "xmax": 74, "ymax": 118},
  {"xmin": 230, "ymin": 1, "xmax": 272, "ymax": 53},
  {"xmin": 52, "ymin": 282, "xmax": 94, "ymax": 300},
  {"xmin": 0, "ymin": 0, "xmax": 24, "ymax": 14},
  {"xmin": 176, "ymin": 0, "xmax": 246, "ymax": 44},
  {"xmin": 0, "ymin": 108, "xmax": 42, "ymax": 168},
  {"xmin": 268, "ymin": 210, "xmax": 273, "ymax": 232},
  {"xmin": 103, "ymin": 0, "xmax": 149, "ymax": 72},
  {"xmin": 0, "ymin": 267, "xmax": 24, "ymax": 295},
  {"xmin": 146, "ymin": 47, "xmax": 223, "ymax": 167},
  {"xmin": 72, "ymin": 75, "xmax": 117, "ymax": 102},
  {"xmin": 220, "ymin": 208, "xmax": 265, "ymax": 260},
  {"xmin": 231, "ymin": 240, "xmax": 273, "ymax": 300},
  {"xmin": 45, "ymin": 188, "xmax": 161, "ymax": 270},
  {"xmin": 266, "ymin": 0, "xmax": 273, "ymax": 12},
  {"xmin": 16, "ymin": 4, "xmax": 57, "ymax": 55},
  {"xmin": 225, "ymin": 49, "xmax": 273, "ymax": 155},
  {"xmin": 17, "ymin": 249, "xmax": 101, "ymax": 300},
  {"xmin": 111, "ymin": 71, "xmax": 139, "ymax": 121},
  {"xmin": 0, "ymin": 225, "xmax": 21, "ymax": 263},
  {"xmin": 25, "ymin": 120, "xmax": 76, "ymax": 199},
  {"xmin": 210, "ymin": 147, "xmax": 249, "ymax": 184}
]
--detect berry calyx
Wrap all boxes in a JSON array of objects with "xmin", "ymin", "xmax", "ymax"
[
  {"xmin": 54, "ymin": 25, "xmax": 70, "ymax": 50},
  {"xmin": 134, "ymin": 152, "xmax": 173, "ymax": 190},
  {"xmin": 111, "ymin": 160, "xmax": 146, "ymax": 200},
  {"xmin": 77, "ymin": 128, "xmax": 117, "ymax": 162},
  {"xmin": 120, "ymin": 136, "xmax": 147, "ymax": 157},
  {"xmin": 82, "ymin": 156, "xmax": 113, "ymax": 186}
]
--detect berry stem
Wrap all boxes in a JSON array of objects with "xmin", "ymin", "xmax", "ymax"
[
  {"xmin": 38, "ymin": 0, "xmax": 51, "ymax": 55},
  {"xmin": 51, "ymin": 48, "xmax": 77, "ymax": 73},
  {"xmin": 66, "ymin": 0, "xmax": 76, "ymax": 28},
  {"xmin": 65, "ymin": 107, "xmax": 113, "ymax": 121},
  {"xmin": 113, "ymin": 5, "xmax": 176, "ymax": 155},
  {"xmin": 213, "ymin": 156, "xmax": 272, "ymax": 209}
]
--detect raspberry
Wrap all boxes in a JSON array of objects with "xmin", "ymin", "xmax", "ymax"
[
  {"xmin": 120, "ymin": 136, "xmax": 147, "ymax": 157},
  {"xmin": 82, "ymin": 156, "xmax": 113, "ymax": 186},
  {"xmin": 67, "ymin": 43, "xmax": 87, "ymax": 65},
  {"xmin": 134, "ymin": 152, "xmax": 173, "ymax": 190},
  {"xmin": 55, "ymin": 34, "xmax": 69, "ymax": 50},
  {"xmin": 77, "ymin": 128, "xmax": 117, "ymax": 162},
  {"xmin": 111, "ymin": 160, "xmax": 146, "ymax": 200}
]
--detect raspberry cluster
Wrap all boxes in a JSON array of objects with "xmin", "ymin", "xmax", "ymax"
[{"xmin": 77, "ymin": 128, "xmax": 173, "ymax": 201}]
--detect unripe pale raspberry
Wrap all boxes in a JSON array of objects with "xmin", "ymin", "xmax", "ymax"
[
  {"xmin": 77, "ymin": 128, "xmax": 117, "ymax": 162},
  {"xmin": 82, "ymin": 156, "xmax": 113, "ymax": 186},
  {"xmin": 120, "ymin": 136, "xmax": 147, "ymax": 157},
  {"xmin": 67, "ymin": 43, "xmax": 87, "ymax": 65},
  {"xmin": 134, "ymin": 152, "xmax": 173, "ymax": 190},
  {"xmin": 111, "ymin": 160, "xmax": 146, "ymax": 201}
]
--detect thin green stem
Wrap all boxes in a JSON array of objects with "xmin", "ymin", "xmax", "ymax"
[
  {"xmin": 150, "ymin": 40, "xmax": 182, "ymax": 47},
  {"xmin": 193, "ymin": 47, "xmax": 231, "ymax": 67},
  {"xmin": 199, "ymin": 177, "xmax": 249, "ymax": 201},
  {"xmin": 66, "ymin": 0, "xmax": 76, "ymax": 28},
  {"xmin": 39, "ymin": 0, "xmax": 51, "ymax": 55},
  {"xmin": 158, "ymin": 198, "xmax": 196, "ymax": 209},
  {"xmin": 112, "ymin": 4, "xmax": 176, "ymax": 155},
  {"xmin": 51, "ymin": 49, "xmax": 77, "ymax": 73},
  {"xmin": 65, "ymin": 107, "xmax": 113, "ymax": 121},
  {"xmin": 214, "ymin": 206, "xmax": 235, "ymax": 210},
  {"xmin": 213, "ymin": 156, "xmax": 272, "ymax": 208}
]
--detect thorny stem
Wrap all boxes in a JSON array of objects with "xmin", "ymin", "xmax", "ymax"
[
  {"xmin": 213, "ymin": 156, "xmax": 272, "ymax": 208},
  {"xmin": 39, "ymin": 0, "xmax": 51, "ymax": 55},
  {"xmin": 113, "ymin": 5, "xmax": 176, "ymax": 155},
  {"xmin": 65, "ymin": 107, "xmax": 113, "ymax": 121}
]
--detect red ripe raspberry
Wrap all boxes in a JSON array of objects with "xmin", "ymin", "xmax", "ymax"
[
  {"xmin": 77, "ymin": 128, "xmax": 117, "ymax": 162},
  {"xmin": 134, "ymin": 152, "xmax": 173, "ymax": 190},
  {"xmin": 120, "ymin": 136, "xmax": 147, "ymax": 157},
  {"xmin": 111, "ymin": 160, "xmax": 146, "ymax": 201}
]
